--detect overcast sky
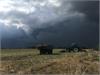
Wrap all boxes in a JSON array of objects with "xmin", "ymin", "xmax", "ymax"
[{"xmin": 0, "ymin": 0, "xmax": 99, "ymax": 48}]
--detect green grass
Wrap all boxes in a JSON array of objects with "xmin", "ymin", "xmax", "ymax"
[
  {"xmin": 0, "ymin": 49, "xmax": 38, "ymax": 57},
  {"xmin": 0, "ymin": 49, "xmax": 62, "ymax": 57}
]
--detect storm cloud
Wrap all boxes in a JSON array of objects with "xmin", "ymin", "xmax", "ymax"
[{"xmin": 0, "ymin": 0, "xmax": 99, "ymax": 48}]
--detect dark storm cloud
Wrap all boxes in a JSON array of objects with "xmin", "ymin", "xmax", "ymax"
[
  {"xmin": 1, "ymin": 0, "xmax": 99, "ymax": 48},
  {"xmin": 72, "ymin": 1, "xmax": 99, "ymax": 47},
  {"xmin": 31, "ymin": 1, "xmax": 99, "ymax": 48},
  {"xmin": 72, "ymin": 1, "xmax": 99, "ymax": 23}
]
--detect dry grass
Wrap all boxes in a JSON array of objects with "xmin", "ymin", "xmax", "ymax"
[{"xmin": 0, "ymin": 49, "xmax": 100, "ymax": 75}]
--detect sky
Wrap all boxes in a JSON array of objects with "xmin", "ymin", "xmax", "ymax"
[{"xmin": 0, "ymin": 0, "xmax": 99, "ymax": 48}]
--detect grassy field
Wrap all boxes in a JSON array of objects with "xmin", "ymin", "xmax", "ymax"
[{"xmin": 0, "ymin": 49, "xmax": 100, "ymax": 75}]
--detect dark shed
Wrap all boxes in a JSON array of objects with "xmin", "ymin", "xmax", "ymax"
[{"xmin": 37, "ymin": 44, "xmax": 53, "ymax": 54}]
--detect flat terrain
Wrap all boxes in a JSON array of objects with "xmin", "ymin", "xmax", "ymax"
[{"xmin": 0, "ymin": 49, "xmax": 100, "ymax": 75}]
